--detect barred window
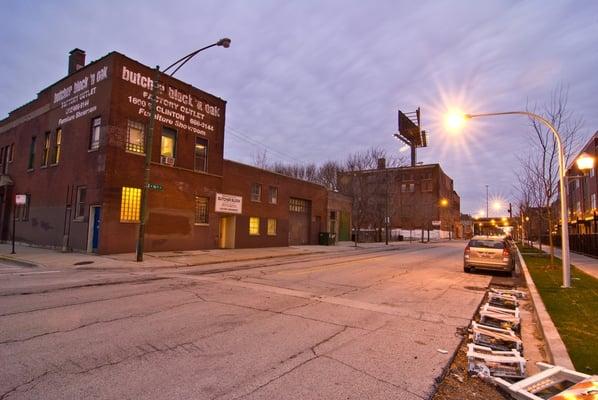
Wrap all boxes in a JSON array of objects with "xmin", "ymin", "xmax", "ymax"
[
  {"xmin": 289, "ymin": 198, "xmax": 309, "ymax": 212},
  {"xmin": 195, "ymin": 196, "xmax": 209, "ymax": 224},
  {"xmin": 120, "ymin": 187, "xmax": 141, "ymax": 222},
  {"xmin": 17, "ymin": 194, "xmax": 31, "ymax": 221},
  {"xmin": 126, "ymin": 120, "xmax": 145, "ymax": 153},
  {"xmin": 267, "ymin": 218, "xmax": 277, "ymax": 236},
  {"xmin": 249, "ymin": 217, "xmax": 260, "ymax": 235}
]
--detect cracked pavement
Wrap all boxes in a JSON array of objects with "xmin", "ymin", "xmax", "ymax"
[{"xmin": 0, "ymin": 241, "xmax": 491, "ymax": 399}]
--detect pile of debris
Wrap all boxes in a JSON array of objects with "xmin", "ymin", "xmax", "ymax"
[
  {"xmin": 467, "ymin": 288, "xmax": 527, "ymax": 380},
  {"xmin": 467, "ymin": 287, "xmax": 598, "ymax": 399}
]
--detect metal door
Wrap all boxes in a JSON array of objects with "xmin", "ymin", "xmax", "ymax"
[
  {"xmin": 92, "ymin": 207, "xmax": 101, "ymax": 252},
  {"xmin": 289, "ymin": 198, "xmax": 310, "ymax": 245}
]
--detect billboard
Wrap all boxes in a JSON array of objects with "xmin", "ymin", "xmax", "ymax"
[{"xmin": 397, "ymin": 109, "xmax": 426, "ymax": 147}]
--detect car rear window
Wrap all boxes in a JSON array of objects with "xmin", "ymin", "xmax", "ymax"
[{"xmin": 469, "ymin": 240, "xmax": 504, "ymax": 249}]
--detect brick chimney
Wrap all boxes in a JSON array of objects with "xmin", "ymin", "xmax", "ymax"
[
  {"xmin": 377, "ymin": 158, "xmax": 386, "ymax": 170},
  {"xmin": 68, "ymin": 48, "xmax": 86, "ymax": 74}
]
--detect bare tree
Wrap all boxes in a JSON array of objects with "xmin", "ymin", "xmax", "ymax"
[
  {"xmin": 522, "ymin": 85, "xmax": 584, "ymax": 264},
  {"xmin": 251, "ymin": 149, "xmax": 269, "ymax": 169}
]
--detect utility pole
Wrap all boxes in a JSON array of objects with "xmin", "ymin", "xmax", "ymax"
[{"xmin": 486, "ymin": 185, "xmax": 489, "ymax": 218}]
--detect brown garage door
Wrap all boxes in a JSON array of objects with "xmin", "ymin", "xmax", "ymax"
[{"xmin": 289, "ymin": 198, "xmax": 311, "ymax": 245}]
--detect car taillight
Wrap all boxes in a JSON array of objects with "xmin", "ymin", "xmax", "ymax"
[
  {"xmin": 464, "ymin": 246, "xmax": 470, "ymax": 258},
  {"xmin": 503, "ymin": 248, "xmax": 510, "ymax": 257}
]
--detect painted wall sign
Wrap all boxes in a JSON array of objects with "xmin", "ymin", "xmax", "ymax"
[
  {"xmin": 15, "ymin": 194, "xmax": 27, "ymax": 205},
  {"xmin": 53, "ymin": 65, "xmax": 110, "ymax": 126},
  {"xmin": 121, "ymin": 65, "xmax": 222, "ymax": 137},
  {"xmin": 215, "ymin": 193, "xmax": 242, "ymax": 214}
]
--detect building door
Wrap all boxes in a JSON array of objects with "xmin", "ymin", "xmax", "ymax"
[
  {"xmin": 339, "ymin": 211, "xmax": 350, "ymax": 241},
  {"xmin": 87, "ymin": 206, "xmax": 101, "ymax": 253},
  {"xmin": 289, "ymin": 198, "xmax": 310, "ymax": 245},
  {"xmin": 219, "ymin": 215, "xmax": 236, "ymax": 249}
]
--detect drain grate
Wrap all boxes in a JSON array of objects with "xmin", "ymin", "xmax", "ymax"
[{"xmin": 74, "ymin": 261, "xmax": 94, "ymax": 266}]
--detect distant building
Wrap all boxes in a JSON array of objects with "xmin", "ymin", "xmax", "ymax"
[
  {"xmin": 0, "ymin": 49, "xmax": 343, "ymax": 254},
  {"xmin": 564, "ymin": 131, "xmax": 598, "ymax": 235},
  {"xmin": 337, "ymin": 161, "xmax": 461, "ymax": 240}
]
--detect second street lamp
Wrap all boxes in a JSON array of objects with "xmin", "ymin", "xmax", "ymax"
[
  {"xmin": 136, "ymin": 38, "xmax": 231, "ymax": 262},
  {"xmin": 445, "ymin": 110, "xmax": 572, "ymax": 287}
]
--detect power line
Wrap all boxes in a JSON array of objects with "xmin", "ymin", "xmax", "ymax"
[{"xmin": 226, "ymin": 126, "xmax": 304, "ymax": 164}]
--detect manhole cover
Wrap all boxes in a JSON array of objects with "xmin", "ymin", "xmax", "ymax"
[
  {"xmin": 463, "ymin": 285, "xmax": 487, "ymax": 292},
  {"xmin": 74, "ymin": 261, "xmax": 94, "ymax": 266}
]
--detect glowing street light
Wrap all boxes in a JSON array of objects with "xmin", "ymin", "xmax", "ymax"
[
  {"xmin": 492, "ymin": 201, "xmax": 502, "ymax": 212},
  {"xmin": 440, "ymin": 198, "xmax": 449, "ymax": 207},
  {"xmin": 576, "ymin": 153, "xmax": 595, "ymax": 172},
  {"xmin": 444, "ymin": 110, "xmax": 572, "ymax": 287}
]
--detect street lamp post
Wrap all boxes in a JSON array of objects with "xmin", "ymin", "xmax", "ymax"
[
  {"xmin": 463, "ymin": 111, "xmax": 571, "ymax": 287},
  {"xmin": 136, "ymin": 38, "xmax": 231, "ymax": 262}
]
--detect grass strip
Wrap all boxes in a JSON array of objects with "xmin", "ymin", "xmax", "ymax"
[{"xmin": 518, "ymin": 245, "xmax": 598, "ymax": 373}]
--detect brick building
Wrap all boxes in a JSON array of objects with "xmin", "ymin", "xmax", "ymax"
[
  {"xmin": 565, "ymin": 131, "xmax": 598, "ymax": 235},
  {"xmin": 0, "ymin": 49, "xmax": 334, "ymax": 254},
  {"xmin": 337, "ymin": 162, "xmax": 461, "ymax": 239}
]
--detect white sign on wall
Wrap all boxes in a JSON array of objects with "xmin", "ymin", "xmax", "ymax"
[
  {"xmin": 215, "ymin": 193, "xmax": 242, "ymax": 214},
  {"xmin": 432, "ymin": 220, "xmax": 441, "ymax": 226},
  {"xmin": 15, "ymin": 194, "xmax": 27, "ymax": 205}
]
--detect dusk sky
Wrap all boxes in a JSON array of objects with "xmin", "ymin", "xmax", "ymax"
[{"xmin": 1, "ymin": 0, "xmax": 597, "ymax": 214}]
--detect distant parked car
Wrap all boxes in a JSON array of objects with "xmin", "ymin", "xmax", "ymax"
[{"xmin": 463, "ymin": 235, "xmax": 515, "ymax": 275}]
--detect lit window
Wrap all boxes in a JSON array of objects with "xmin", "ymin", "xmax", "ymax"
[
  {"xmin": 194, "ymin": 137, "xmax": 208, "ymax": 172},
  {"xmin": 120, "ymin": 187, "xmax": 141, "ymax": 222},
  {"xmin": 90, "ymin": 117, "xmax": 101, "ymax": 150},
  {"xmin": 28, "ymin": 136, "xmax": 36, "ymax": 170},
  {"xmin": 268, "ymin": 186, "xmax": 278, "ymax": 204},
  {"xmin": 126, "ymin": 120, "xmax": 145, "ymax": 153},
  {"xmin": 251, "ymin": 183, "xmax": 261, "ymax": 202},
  {"xmin": 75, "ymin": 186, "xmax": 87, "ymax": 220},
  {"xmin": 267, "ymin": 218, "xmax": 277, "ymax": 235},
  {"xmin": 195, "ymin": 196, "xmax": 209, "ymax": 224},
  {"xmin": 160, "ymin": 128, "xmax": 176, "ymax": 158},
  {"xmin": 51, "ymin": 128, "xmax": 61, "ymax": 164},
  {"xmin": 249, "ymin": 217, "xmax": 260, "ymax": 235},
  {"xmin": 41, "ymin": 132, "xmax": 50, "ymax": 166}
]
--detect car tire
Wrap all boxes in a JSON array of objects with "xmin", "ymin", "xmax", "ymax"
[{"xmin": 463, "ymin": 266, "xmax": 472, "ymax": 273}]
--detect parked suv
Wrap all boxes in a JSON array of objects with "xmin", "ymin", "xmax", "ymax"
[{"xmin": 463, "ymin": 235, "xmax": 515, "ymax": 275}]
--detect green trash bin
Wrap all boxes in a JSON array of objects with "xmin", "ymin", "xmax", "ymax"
[{"xmin": 319, "ymin": 232, "xmax": 330, "ymax": 245}]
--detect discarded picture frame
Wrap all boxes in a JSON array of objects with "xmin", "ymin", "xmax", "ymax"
[
  {"xmin": 493, "ymin": 362, "xmax": 595, "ymax": 400},
  {"xmin": 480, "ymin": 303, "xmax": 521, "ymax": 331},
  {"xmin": 488, "ymin": 292, "xmax": 519, "ymax": 310},
  {"xmin": 466, "ymin": 343, "xmax": 526, "ymax": 379},
  {"xmin": 470, "ymin": 321, "xmax": 523, "ymax": 353},
  {"xmin": 490, "ymin": 287, "xmax": 527, "ymax": 299}
]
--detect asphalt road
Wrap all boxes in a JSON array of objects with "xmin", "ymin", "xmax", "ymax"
[{"xmin": 0, "ymin": 241, "xmax": 492, "ymax": 400}]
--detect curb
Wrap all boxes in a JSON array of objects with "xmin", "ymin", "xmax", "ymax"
[
  {"xmin": 0, "ymin": 254, "xmax": 41, "ymax": 268},
  {"xmin": 516, "ymin": 248, "xmax": 575, "ymax": 369}
]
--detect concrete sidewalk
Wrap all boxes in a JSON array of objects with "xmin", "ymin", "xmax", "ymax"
[
  {"xmin": 0, "ymin": 240, "xmax": 417, "ymax": 272},
  {"xmin": 533, "ymin": 243, "xmax": 598, "ymax": 280}
]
